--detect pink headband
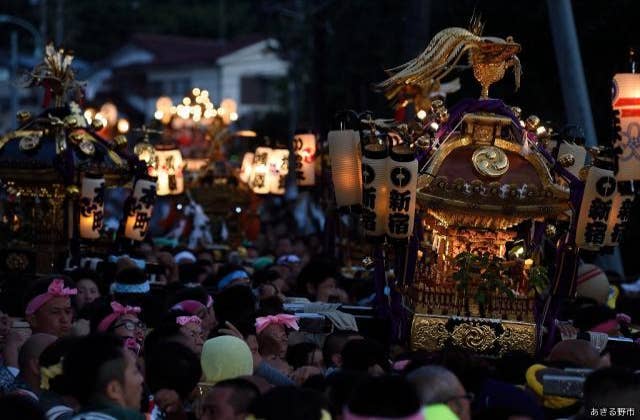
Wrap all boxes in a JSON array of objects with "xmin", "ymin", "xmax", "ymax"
[
  {"xmin": 98, "ymin": 301, "xmax": 141, "ymax": 332},
  {"xmin": 177, "ymin": 315, "xmax": 201, "ymax": 326},
  {"xmin": 577, "ymin": 266, "xmax": 603, "ymax": 285},
  {"xmin": 343, "ymin": 409, "xmax": 425, "ymax": 420},
  {"xmin": 591, "ymin": 313, "xmax": 631, "ymax": 333},
  {"xmin": 171, "ymin": 300, "xmax": 205, "ymax": 315},
  {"xmin": 255, "ymin": 314, "xmax": 299, "ymax": 334},
  {"xmin": 392, "ymin": 360, "xmax": 410, "ymax": 371},
  {"xmin": 25, "ymin": 279, "xmax": 77, "ymax": 315}
]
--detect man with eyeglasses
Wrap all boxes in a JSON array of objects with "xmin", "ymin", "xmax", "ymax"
[
  {"xmin": 94, "ymin": 301, "xmax": 146, "ymax": 355},
  {"xmin": 407, "ymin": 365, "xmax": 472, "ymax": 420}
]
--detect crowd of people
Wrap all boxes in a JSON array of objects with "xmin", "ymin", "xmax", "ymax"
[{"xmin": 0, "ymin": 232, "xmax": 639, "ymax": 420}]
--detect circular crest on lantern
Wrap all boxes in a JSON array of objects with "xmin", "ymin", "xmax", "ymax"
[
  {"xmin": 78, "ymin": 139, "xmax": 96, "ymax": 156},
  {"xmin": 19, "ymin": 133, "xmax": 42, "ymax": 151}
]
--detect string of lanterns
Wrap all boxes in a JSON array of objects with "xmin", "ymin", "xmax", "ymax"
[{"xmin": 154, "ymin": 90, "xmax": 239, "ymax": 128}]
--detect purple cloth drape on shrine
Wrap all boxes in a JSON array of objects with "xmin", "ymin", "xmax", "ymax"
[
  {"xmin": 374, "ymin": 245, "xmax": 389, "ymax": 320},
  {"xmin": 534, "ymin": 138, "xmax": 584, "ymax": 354},
  {"xmin": 418, "ymin": 98, "xmax": 526, "ymax": 166},
  {"xmin": 387, "ymin": 220, "xmax": 422, "ymax": 342},
  {"xmin": 531, "ymin": 221, "xmax": 547, "ymax": 251},
  {"xmin": 390, "ymin": 243, "xmax": 406, "ymax": 342},
  {"xmin": 437, "ymin": 98, "xmax": 522, "ymax": 136}
]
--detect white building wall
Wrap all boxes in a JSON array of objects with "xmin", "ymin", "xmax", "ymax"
[
  {"xmin": 217, "ymin": 40, "xmax": 289, "ymax": 117},
  {"xmin": 145, "ymin": 67, "xmax": 218, "ymax": 118}
]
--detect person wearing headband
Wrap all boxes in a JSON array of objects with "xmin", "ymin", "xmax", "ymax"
[
  {"xmin": 111, "ymin": 267, "xmax": 150, "ymax": 302},
  {"xmin": 25, "ymin": 278, "xmax": 77, "ymax": 337},
  {"xmin": 255, "ymin": 314, "xmax": 299, "ymax": 375},
  {"xmin": 170, "ymin": 289, "xmax": 217, "ymax": 337},
  {"xmin": 216, "ymin": 269, "xmax": 251, "ymax": 291},
  {"xmin": 175, "ymin": 314, "xmax": 204, "ymax": 355},
  {"xmin": 91, "ymin": 300, "xmax": 145, "ymax": 355}
]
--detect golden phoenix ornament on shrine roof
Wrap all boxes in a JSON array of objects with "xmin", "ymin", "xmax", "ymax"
[{"xmin": 376, "ymin": 20, "xmax": 521, "ymax": 101}]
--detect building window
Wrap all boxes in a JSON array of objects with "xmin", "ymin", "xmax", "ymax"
[
  {"xmin": 168, "ymin": 78, "xmax": 191, "ymax": 96},
  {"xmin": 240, "ymin": 76, "xmax": 283, "ymax": 105}
]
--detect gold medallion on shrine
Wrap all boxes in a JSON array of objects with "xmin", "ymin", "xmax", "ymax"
[{"xmin": 472, "ymin": 146, "xmax": 509, "ymax": 178}]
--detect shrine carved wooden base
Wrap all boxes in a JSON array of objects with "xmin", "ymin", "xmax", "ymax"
[{"xmin": 410, "ymin": 313, "xmax": 537, "ymax": 356}]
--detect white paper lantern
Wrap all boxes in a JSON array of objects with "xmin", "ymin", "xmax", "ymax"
[
  {"xmin": 612, "ymin": 73, "xmax": 640, "ymax": 183},
  {"xmin": 79, "ymin": 174, "xmax": 105, "ymax": 239},
  {"xmin": 328, "ymin": 130, "xmax": 362, "ymax": 209},
  {"xmin": 576, "ymin": 167, "xmax": 618, "ymax": 250},
  {"xmin": 385, "ymin": 145, "xmax": 418, "ymax": 241},
  {"xmin": 293, "ymin": 133, "xmax": 316, "ymax": 186},
  {"xmin": 250, "ymin": 147, "xmax": 272, "ymax": 194},
  {"xmin": 268, "ymin": 148, "xmax": 289, "ymax": 195},
  {"xmin": 239, "ymin": 152, "xmax": 254, "ymax": 184},
  {"xmin": 154, "ymin": 146, "xmax": 184, "ymax": 196},
  {"xmin": 557, "ymin": 141, "xmax": 587, "ymax": 178},
  {"xmin": 361, "ymin": 144, "xmax": 389, "ymax": 239},
  {"xmin": 604, "ymin": 190, "xmax": 634, "ymax": 247},
  {"xmin": 124, "ymin": 178, "xmax": 157, "ymax": 241}
]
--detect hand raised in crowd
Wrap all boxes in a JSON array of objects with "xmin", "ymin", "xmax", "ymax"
[{"xmin": 558, "ymin": 324, "xmax": 579, "ymax": 340}]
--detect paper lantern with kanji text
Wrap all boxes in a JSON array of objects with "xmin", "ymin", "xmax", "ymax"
[
  {"xmin": 124, "ymin": 177, "xmax": 157, "ymax": 241},
  {"xmin": 293, "ymin": 133, "xmax": 316, "ymax": 186},
  {"xmin": 250, "ymin": 147, "xmax": 272, "ymax": 195},
  {"xmin": 79, "ymin": 174, "xmax": 106, "ymax": 239},
  {"xmin": 154, "ymin": 145, "xmax": 184, "ymax": 196},
  {"xmin": 612, "ymin": 73, "xmax": 640, "ymax": 185},
  {"xmin": 576, "ymin": 167, "xmax": 618, "ymax": 250},
  {"xmin": 268, "ymin": 148, "xmax": 289, "ymax": 195},
  {"xmin": 361, "ymin": 144, "xmax": 389, "ymax": 240},
  {"xmin": 385, "ymin": 145, "xmax": 418, "ymax": 241}
]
